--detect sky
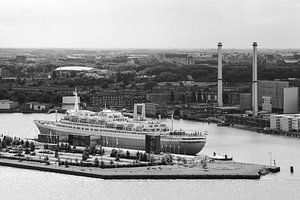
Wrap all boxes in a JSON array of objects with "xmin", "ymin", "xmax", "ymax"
[{"xmin": 0, "ymin": 0, "xmax": 299, "ymax": 49}]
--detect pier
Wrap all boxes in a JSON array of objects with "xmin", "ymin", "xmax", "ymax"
[{"xmin": 0, "ymin": 153, "xmax": 279, "ymax": 180}]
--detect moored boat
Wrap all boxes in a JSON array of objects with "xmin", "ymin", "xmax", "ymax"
[{"xmin": 34, "ymin": 91, "xmax": 207, "ymax": 155}]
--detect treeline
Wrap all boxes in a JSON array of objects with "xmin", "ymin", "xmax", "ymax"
[
  {"xmin": 137, "ymin": 63, "xmax": 300, "ymax": 83},
  {"xmin": 0, "ymin": 89, "xmax": 65, "ymax": 105},
  {"xmin": 139, "ymin": 63, "xmax": 217, "ymax": 82}
]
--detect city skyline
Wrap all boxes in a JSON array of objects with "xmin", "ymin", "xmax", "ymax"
[{"xmin": 0, "ymin": 0, "xmax": 300, "ymax": 49}]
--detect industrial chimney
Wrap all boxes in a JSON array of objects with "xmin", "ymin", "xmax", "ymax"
[
  {"xmin": 217, "ymin": 42, "xmax": 223, "ymax": 107},
  {"xmin": 252, "ymin": 42, "xmax": 258, "ymax": 116}
]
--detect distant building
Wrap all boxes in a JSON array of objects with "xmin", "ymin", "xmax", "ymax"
[
  {"xmin": 62, "ymin": 96, "xmax": 80, "ymax": 110},
  {"xmin": 90, "ymin": 90, "xmax": 146, "ymax": 110},
  {"xmin": 22, "ymin": 102, "xmax": 50, "ymax": 111},
  {"xmin": 0, "ymin": 68, "xmax": 10, "ymax": 78},
  {"xmin": 262, "ymin": 96, "xmax": 272, "ymax": 112},
  {"xmin": 90, "ymin": 92, "xmax": 125, "ymax": 110},
  {"xmin": 16, "ymin": 55, "xmax": 27, "ymax": 63},
  {"xmin": 258, "ymin": 80, "xmax": 298, "ymax": 113},
  {"xmin": 270, "ymin": 114, "xmax": 300, "ymax": 132},
  {"xmin": 54, "ymin": 66, "xmax": 94, "ymax": 78},
  {"xmin": 0, "ymin": 100, "xmax": 18, "ymax": 110},
  {"xmin": 239, "ymin": 93, "xmax": 252, "ymax": 110},
  {"xmin": 146, "ymin": 93, "xmax": 170, "ymax": 105},
  {"xmin": 145, "ymin": 103, "xmax": 159, "ymax": 117},
  {"xmin": 186, "ymin": 55, "xmax": 194, "ymax": 65},
  {"xmin": 283, "ymin": 87, "xmax": 299, "ymax": 113}
]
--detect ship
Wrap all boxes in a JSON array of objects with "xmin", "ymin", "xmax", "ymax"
[{"xmin": 34, "ymin": 91, "xmax": 206, "ymax": 155}]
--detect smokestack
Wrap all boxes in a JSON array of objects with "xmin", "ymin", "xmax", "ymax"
[
  {"xmin": 217, "ymin": 42, "xmax": 223, "ymax": 107},
  {"xmin": 252, "ymin": 42, "xmax": 258, "ymax": 116}
]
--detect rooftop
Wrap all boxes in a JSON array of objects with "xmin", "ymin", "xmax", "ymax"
[{"xmin": 55, "ymin": 66, "xmax": 94, "ymax": 71}]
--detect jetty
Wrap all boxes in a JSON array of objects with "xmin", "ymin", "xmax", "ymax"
[
  {"xmin": 0, "ymin": 157, "xmax": 278, "ymax": 180},
  {"xmin": 0, "ymin": 135, "xmax": 279, "ymax": 180}
]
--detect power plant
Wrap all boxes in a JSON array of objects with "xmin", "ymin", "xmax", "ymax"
[{"xmin": 217, "ymin": 41, "xmax": 259, "ymax": 118}]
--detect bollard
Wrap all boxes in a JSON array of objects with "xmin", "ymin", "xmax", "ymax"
[{"xmin": 290, "ymin": 166, "xmax": 294, "ymax": 173}]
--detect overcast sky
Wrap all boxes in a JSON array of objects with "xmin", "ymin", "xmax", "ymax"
[{"xmin": 0, "ymin": 0, "xmax": 299, "ymax": 49}]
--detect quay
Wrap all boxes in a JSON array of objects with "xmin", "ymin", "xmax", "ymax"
[{"xmin": 0, "ymin": 157, "xmax": 278, "ymax": 180}]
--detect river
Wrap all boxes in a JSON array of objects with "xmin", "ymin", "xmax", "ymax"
[{"xmin": 0, "ymin": 113, "xmax": 299, "ymax": 200}]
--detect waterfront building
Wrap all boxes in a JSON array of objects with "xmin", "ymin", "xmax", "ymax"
[
  {"xmin": 146, "ymin": 93, "xmax": 170, "ymax": 105},
  {"xmin": 0, "ymin": 100, "xmax": 18, "ymax": 110},
  {"xmin": 62, "ymin": 96, "xmax": 80, "ymax": 110},
  {"xmin": 258, "ymin": 80, "xmax": 299, "ymax": 113},
  {"xmin": 22, "ymin": 102, "xmax": 51, "ymax": 112},
  {"xmin": 144, "ymin": 103, "xmax": 159, "ymax": 117},
  {"xmin": 283, "ymin": 87, "xmax": 299, "ymax": 113},
  {"xmin": 270, "ymin": 114, "xmax": 300, "ymax": 132},
  {"xmin": 262, "ymin": 96, "xmax": 272, "ymax": 112}
]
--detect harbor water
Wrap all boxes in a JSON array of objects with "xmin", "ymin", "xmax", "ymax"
[{"xmin": 0, "ymin": 113, "xmax": 300, "ymax": 200}]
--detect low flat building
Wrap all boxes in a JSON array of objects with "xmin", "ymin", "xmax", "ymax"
[
  {"xmin": 0, "ymin": 100, "xmax": 18, "ymax": 110},
  {"xmin": 270, "ymin": 114, "xmax": 300, "ymax": 132},
  {"xmin": 62, "ymin": 96, "xmax": 80, "ymax": 110},
  {"xmin": 22, "ymin": 102, "xmax": 51, "ymax": 112}
]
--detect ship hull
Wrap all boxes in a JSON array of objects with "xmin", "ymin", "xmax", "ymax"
[{"xmin": 34, "ymin": 120, "xmax": 206, "ymax": 155}]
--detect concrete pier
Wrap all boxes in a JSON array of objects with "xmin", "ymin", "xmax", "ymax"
[{"xmin": 0, "ymin": 157, "xmax": 277, "ymax": 180}]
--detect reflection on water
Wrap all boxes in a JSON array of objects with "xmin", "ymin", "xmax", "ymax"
[{"xmin": 0, "ymin": 113, "xmax": 300, "ymax": 200}]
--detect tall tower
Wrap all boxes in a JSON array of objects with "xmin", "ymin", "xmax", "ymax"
[
  {"xmin": 252, "ymin": 42, "xmax": 258, "ymax": 116},
  {"xmin": 217, "ymin": 42, "xmax": 223, "ymax": 107}
]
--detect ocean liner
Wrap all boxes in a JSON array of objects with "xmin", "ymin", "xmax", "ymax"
[{"xmin": 34, "ymin": 92, "xmax": 206, "ymax": 155}]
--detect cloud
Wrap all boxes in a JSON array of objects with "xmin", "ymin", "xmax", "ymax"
[{"xmin": 0, "ymin": 0, "xmax": 299, "ymax": 48}]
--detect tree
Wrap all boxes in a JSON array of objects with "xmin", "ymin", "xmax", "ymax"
[
  {"xmin": 70, "ymin": 71, "xmax": 76, "ymax": 78},
  {"xmin": 109, "ymin": 160, "xmax": 114, "ymax": 165},
  {"xmin": 1, "ymin": 140, "xmax": 7, "ymax": 149},
  {"xmin": 25, "ymin": 140, "xmax": 29, "ymax": 148},
  {"xmin": 4, "ymin": 136, "xmax": 13, "ymax": 147},
  {"xmin": 65, "ymin": 160, "xmax": 69, "ymax": 168},
  {"xmin": 179, "ymin": 94, "xmax": 186, "ymax": 104},
  {"xmin": 94, "ymin": 158, "xmax": 99, "ymax": 167},
  {"xmin": 44, "ymin": 155, "xmax": 49, "ymax": 161},
  {"xmin": 51, "ymin": 70, "xmax": 57, "ymax": 79},
  {"xmin": 170, "ymin": 90, "xmax": 175, "ymax": 103},
  {"xmin": 191, "ymin": 91, "xmax": 196, "ymax": 103},
  {"xmin": 144, "ymin": 81, "xmax": 157, "ymax": 91},
  {"xmin": 197, "ymin": 91, "xmax": 202, "ymax": 103},
  {"xmin": 29, "ymin": 142, "xmax": 35, "ymax": 151},
  {"xmin": 126, "ymin": 150, "xmax": 130, "ymax": 159},
  {"xmin": 17, "ymin": 92, "xmax": 26, "ymax": 104},
  {"xmin": 82, "ymin": 151, "xmax": 89, "ymax": 161},
  {"xmin": 100, "ymin": 160, "xmax": 105, "ymax": 168},
  {"xmin": 55, "ymin": 149, "xmax": 59, "ymax": 158}
]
